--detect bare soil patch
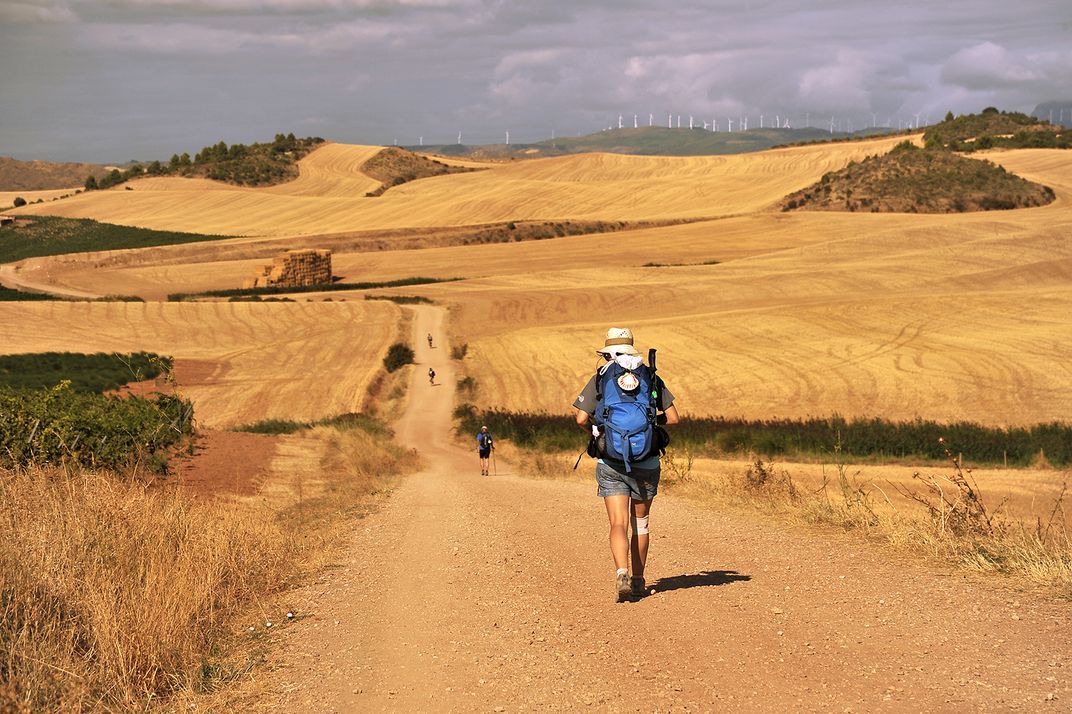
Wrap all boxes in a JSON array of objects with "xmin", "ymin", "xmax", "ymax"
[{"xmin": 169, "ymin": 429, "xmax": 276, "ymax": 497}]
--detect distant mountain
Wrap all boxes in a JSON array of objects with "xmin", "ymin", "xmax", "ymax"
[
  {"xmin": 1031, "ymin": 101, "xmax": 1072, "ymax": 128},
  {"xmin": 0, "ymin": 157, "xmax": 109, "ymax": 191},
  {"xmin": 408, "ymin": 125, "xmax": 903, "ymax": 159}
]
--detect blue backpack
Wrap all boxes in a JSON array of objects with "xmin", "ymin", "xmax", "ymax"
[{"xmin": 593, "ymin": 362, "xmax": 657, "ymax": 472}]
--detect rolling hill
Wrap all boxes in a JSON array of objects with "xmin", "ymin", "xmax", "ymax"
[
  {"xmin": 0, "ymin": 156, "xmax": 107, "ymax": 191},
  {"xmin": 3, "ymin": 136, "xmax": 1072, "ymax": 430},
  {"xmin": 412, "ymin": 125, "xmax": 899, "ymax": 159}
]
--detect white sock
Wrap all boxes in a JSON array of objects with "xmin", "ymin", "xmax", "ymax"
[{"xmin": 616, "ymin": 568, "xmax": 628, "ymax": 577}]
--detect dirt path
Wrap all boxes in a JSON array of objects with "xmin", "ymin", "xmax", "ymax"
[{"xmin": 264, "ymin": 305, "xmax": 1069, "ymax": 712}]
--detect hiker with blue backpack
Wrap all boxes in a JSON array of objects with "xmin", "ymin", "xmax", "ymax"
[
  {"xmin": 573, "ymin": 327, "xmax": 679, "ymax": 602},
  {"xmin": 477, "ymin": 425, "xmax": 494, "ymax": 476}
]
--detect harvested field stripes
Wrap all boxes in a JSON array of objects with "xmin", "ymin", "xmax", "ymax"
[{"xmin": 0, "ymin": 300, "xmax": 399, "ymax": 427}]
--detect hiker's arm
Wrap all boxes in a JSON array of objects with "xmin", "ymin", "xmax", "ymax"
[
  {"xmin": 575, "ymin": 408, "xmax": 590, "ymax": 427},
  {"xmin": 660, "ymin": 405, "xmax": 680, "ymax": 425}
]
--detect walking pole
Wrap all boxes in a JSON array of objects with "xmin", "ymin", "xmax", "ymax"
[{"xmin": 492, "ymin": 447, "xmax": 497, "ymax": 476}]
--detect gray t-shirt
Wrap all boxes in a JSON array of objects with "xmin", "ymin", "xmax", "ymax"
[{"xmin": 572, "ymin": 369, "xmax": 675, "ymax": 470}]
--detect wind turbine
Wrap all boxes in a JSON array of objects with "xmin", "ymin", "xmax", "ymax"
[
  {"xmin": 677, "ymin": 115, "xmax": 681, "ymax": 128},
  {"xmin": 742, "ymin": 116, "xmax": 748, "ymax": 131},
  {"xmin": 760, "ymin": 114, "xmax": 764, "ymax": 128},
  {"xmin": 689, "ymin": 115, "xmax": 694, "ymax": 129},
  {"xmin": 457, "ymin": 131, "xmax": 462, "ymax": 144},
  {"xmin": 618, "ymin": 114, "xmax": 623, "ymax": 129},
  {"xmin": 419, "ymin": 136, "xmax": 423, "ymax": 146},
  {"xmin": 728, "ymin": 118, "xmax": 734, "ymax": 132},
  {"xmin": 505, "ymin": 131, "xmax": 509, "ymax": 145},
  {"xmin": 634, "ymin": 114, "xmax": 638, "ymax": 129},
  {"xmin": 649, "ymin": 113, "xmax": 653, "ymax": 126},
  {"xmin": 668, "ymin": 113, "xmax": 672, "ymax": 128},
  {"xmin": 914, "ymin": 113, "xmax": 921, "ymax": 129}
]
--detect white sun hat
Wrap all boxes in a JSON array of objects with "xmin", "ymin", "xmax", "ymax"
[{"xmin": 595, "ymin": 327, "xmax": 639, "ymax": 356}]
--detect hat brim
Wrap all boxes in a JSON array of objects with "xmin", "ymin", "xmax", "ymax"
[{"xmin": 595, "ymin": 345, "xmax": 639, "ymax": 356}]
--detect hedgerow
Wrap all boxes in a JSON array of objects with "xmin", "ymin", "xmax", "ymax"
[
  {"xmin": 454, "ymin": 405, "xmax": 1072, "ymax": 467},
  {"xmin": 0, "ymin": 384, "xmax": 193, "ymax": 472}
]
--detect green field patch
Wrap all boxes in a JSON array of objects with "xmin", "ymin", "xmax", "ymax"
[
  {"xmin": 455, "ymin": 405, "xmax": 1072, "ymax": 468},
  {"xmin": 0, "ymin": 351, "xmax": 171, "ymax": 393},
  {"xmin": 0, "ymin": 216, "xmax": 228, "ymax": 264},
  {"xmin": 0, "ymin": 286, "xmax": 60, "ymax": 301}
]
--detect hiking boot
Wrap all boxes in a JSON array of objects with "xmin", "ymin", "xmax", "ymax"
[
  {"xmin": 616, "ymin": 572, "xmax": 633, "ymax": 603},
  {"xmin": 631, "ymin": 576, "xmax": 647, "ymax": 598}
]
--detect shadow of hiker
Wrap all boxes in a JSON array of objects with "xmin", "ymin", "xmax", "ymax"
[{"xmin": 650, "ymin": 570, "xmax": 751, "ymax": 593}]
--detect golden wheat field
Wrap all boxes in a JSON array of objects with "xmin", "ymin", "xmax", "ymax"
[
  {"xmin": 4, "ymin": 139, "xmax": 1072, "ymax": 431},
  {"xmin": 0, "ymin": 300, "xmax": 399, "ymax": 427},
  {"xmin": 14, "ymin": 136, "xmax": 906, "ymax": 235}
]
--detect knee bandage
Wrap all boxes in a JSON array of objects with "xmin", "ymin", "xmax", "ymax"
[{"xmin": 633, "ymin": 515, "xmax": 650, "ymax": 535}]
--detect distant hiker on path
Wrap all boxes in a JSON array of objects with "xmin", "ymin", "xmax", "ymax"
[
  {"xmin": 427, "ymin": 333, "xmax": 434, "ymax": 349},
  {"xmin": 573, "ymin": 327, "xmax": 679, "ymax": 602},
  {"xmin": 477, "ymin": 425, "xmax": 494, "ymax": 476},
  {"xmin": 428, "ymin": 367, "xmax": 436, "ymax": 385}
]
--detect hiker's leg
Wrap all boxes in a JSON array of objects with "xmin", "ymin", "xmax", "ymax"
[
  {"xmin": 603, "ymin": 495, "xmax": 631, "ymax": 571},
  {"xmin": 630, "ymin": 498, "xmax": 653, "ymax": 577}
]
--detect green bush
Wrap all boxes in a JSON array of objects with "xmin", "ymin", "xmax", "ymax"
[
  {"xmin": 383, "ymin": 343, "xmax": 414, "ymax": 373},
  {"xmin": 0, "ymin": 384, "xmax": 193, "ymax": 472},
  {"xmin": 232, "ymin": 412, "xmax": 391, "ymax": 437},
  {"xmin": 12, "ymin": 197, "xmax": 26, "ymax": 207}
]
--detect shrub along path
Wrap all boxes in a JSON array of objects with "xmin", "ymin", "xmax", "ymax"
[{"xmin": 261, "ymin": 305, "xmax": 1069, "ymax": 711}]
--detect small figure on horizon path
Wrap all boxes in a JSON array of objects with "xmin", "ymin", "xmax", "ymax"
[
  {"xmin": 477, "ymin": 425, "xmax": 494, "ymax": 476},
  {"xmin": 427, "ymin": 333, "xmax": 434, "ymax": 349},
  {"xmin": 574, "ymin": 327, "xmax": 679, "ymax": 602},
  {"xmin": 428, "ymin": 367, "xmax": 436, "ymax": 385}
]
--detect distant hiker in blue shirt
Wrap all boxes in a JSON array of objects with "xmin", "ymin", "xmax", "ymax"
[
  {"xmin": 573, "ymin": 327, "xmax": 679, "ymax": 603},
  {"xmin": 477, "ymin": 425, "xmax": 494, "ymax": 476}
]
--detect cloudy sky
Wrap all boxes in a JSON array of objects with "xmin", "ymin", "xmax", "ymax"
[{"xmin": 1, "ymin": 0, "xmax": 1070, "ymax": 162}]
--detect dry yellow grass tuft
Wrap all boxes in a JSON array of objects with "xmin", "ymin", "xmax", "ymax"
[{"xmin": 0, "ymin": 424, "xmax": 418, "ymax": 711}]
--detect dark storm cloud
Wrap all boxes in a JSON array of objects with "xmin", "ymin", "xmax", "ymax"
[{"xmin": 2, "ymin": 0, "xmax": 1070, "ymax": 161}]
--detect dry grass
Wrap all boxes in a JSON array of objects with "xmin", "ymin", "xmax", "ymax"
[
  {"xmin": 658, "ymin": 446, "xmax": 1072, "ymax": 594},
  {"xmin": 0, "ymin": 425, "xmax": 418, "ymax": 712}
]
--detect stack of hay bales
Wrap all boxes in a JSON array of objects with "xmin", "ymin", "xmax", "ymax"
[{"xmin": 243, "ymin": 249, "xmax": 332, "ymax": 290}]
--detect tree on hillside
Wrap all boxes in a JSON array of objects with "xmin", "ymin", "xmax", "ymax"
[
  {"xmin": 12, "ymin": 197, "xmax": 26, "ymax": 207},
  {"xmin": 84, "ymin": 175, "xmax": 98, "ymax": 191}
]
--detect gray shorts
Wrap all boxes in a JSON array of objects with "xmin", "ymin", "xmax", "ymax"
[{"xmin": 596, "ymin": 461, "xmax": 660, "ymax": 501}]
